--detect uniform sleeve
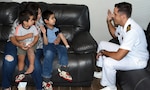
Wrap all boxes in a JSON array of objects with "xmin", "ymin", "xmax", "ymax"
[{"xmin": 120, "ymin": 30, "xmax": 138, "ymax": 51}]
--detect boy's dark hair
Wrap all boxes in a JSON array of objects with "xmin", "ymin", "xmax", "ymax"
[
  {"xmin": 18, "ymin": 10, "xmax": 35, "ymax": 24},
  {"xmin": 115, "ymin": 2, "xmax": 132, "ymax": 18},
  {"xmin": 42, "ymin": 10, "xmax": 54, "ymax": 23}
]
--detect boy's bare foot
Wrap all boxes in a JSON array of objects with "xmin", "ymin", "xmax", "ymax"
[{"xmin": 25, "ymin": 65, "xmax": 34, "ymax": 74}]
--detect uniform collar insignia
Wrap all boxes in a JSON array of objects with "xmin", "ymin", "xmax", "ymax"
[{"xmin": 126, "ymin": 24, "xmax": 131, "ymax": 32}]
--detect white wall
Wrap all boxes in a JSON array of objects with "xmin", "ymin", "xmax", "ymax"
[
  {"xmin": 0, "ymin": 0, "xmax": 12, "ymax": 2},
  {"xmin": 12, "ymin": 0, "xmax": 150, "ymax": 43}
]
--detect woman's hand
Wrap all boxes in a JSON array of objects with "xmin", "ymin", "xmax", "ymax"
[{"xmin": 18, "ymin": 42, "xmax": 29, "ymax": 50}]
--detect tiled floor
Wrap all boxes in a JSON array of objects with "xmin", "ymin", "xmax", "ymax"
[
  {"xmin": 0, "ymin": 67, "xmax": 121, "ymax": 90},
  {"xmin": 0, "ymin": 78, "xmax": 121, "ymax": 90},
  {"xmin": 0, "ymin": 78, "xmax": 102, "ymax": 90}
]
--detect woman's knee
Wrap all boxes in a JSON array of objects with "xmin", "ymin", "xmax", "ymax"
[
  {"xmin": 5, "ymin": 55, "xmax": 14, "ymax": 62},
  {"xmin": 99, "ymin": 41, "xmax": 108, "ymax": 46}
]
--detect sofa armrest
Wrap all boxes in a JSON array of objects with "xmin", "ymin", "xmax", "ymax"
[
  {"xmin": 117, "ymin": 69, "xmax": 150, "ymax": 90},
  {"xmin": 72, "ymin": 31, "xmax": 97, "ymax": 53}
]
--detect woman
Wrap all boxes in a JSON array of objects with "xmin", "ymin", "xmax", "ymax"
[{"xmin": 2, "ymin": 2, "xmax": 43, "ymax": 90}]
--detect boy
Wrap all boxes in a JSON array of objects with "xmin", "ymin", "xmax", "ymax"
[
  {"xmin": 15, "ymin": 10, "xmax": 39, "ymax": 82},
  {"xmin": 41, "ymin": 10, "xmax": 72, "ymax": 90}
]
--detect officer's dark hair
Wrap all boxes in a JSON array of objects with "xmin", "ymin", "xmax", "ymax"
[
  {"xmin": 115, "ymin": 2, "xmax": 132, "ymax": 18},
  {"xmin": 42, "ymin": 10, "xmax": 54, "ymax": 24},
  {"xmin": 18, "ymin": 10, "xmax": 35, "ymax": 24}
]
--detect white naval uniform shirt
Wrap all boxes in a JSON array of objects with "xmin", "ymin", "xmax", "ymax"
[{"xmin": 115, "ymin": 18, "xmax": 149, "ymax": 61}]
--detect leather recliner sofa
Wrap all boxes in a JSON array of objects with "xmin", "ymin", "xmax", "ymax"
[{"xmin": 0, "ymin": 2, "xmax": 98, "ymax": 86}]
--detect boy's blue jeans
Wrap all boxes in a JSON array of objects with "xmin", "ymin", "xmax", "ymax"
[
  {"xmin": 42, "ymin": 43, "xmax": 68, "ymax": 78},
  {"xmin": 2, "ymin": 41, "xmax": 43, "ymax": 90}
]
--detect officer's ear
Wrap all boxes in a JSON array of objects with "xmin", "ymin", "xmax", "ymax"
[{"xmin": 120, "ymin": 13, "xmax": 127, "ymax": 20}]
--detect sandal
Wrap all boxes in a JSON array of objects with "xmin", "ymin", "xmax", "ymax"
[
  {"xmin": 58, "ymin": 68, "xmax": 72, "ymax": 82},
  {"xmin": 15, "ymin": 74, "xmax": 25, "ymax": 83},
  {"xmin": 42, "ymin": 81, "xmax": 53, "ymax": 90}
]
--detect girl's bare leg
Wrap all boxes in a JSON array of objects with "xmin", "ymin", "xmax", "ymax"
[
  {"xmin": 25, "ymin": 48, "xmax": 35, "ymax": 74},
  {"xmin": 18, "ymin": 55, "xmax": 26, "ymax": 72}
]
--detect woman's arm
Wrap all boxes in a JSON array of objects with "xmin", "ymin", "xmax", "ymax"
[
  {"xmin": 28, "ymin": 35, "xmax": 39, "ymax": 48},
  {"xmin": 15, "ymin": 33, "xmax": 33, "ymax": 41},
  {"xmin": 10, "ymin": 36, "xmax": 28, "ymax": 50}
]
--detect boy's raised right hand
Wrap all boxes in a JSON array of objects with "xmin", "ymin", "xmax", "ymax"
[{"xmin": 40, "ymin": 26, "xmax": 46, "ymax": 34}]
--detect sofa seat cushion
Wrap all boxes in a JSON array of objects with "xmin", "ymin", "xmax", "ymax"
[{"xmin": 117, "ymin": 69, "xmax": 150, "ymax": 90}]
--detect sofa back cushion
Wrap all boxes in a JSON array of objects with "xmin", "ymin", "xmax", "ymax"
[
  {"xmin": 0, "ymin": 2, "xmax": 20, "ymax": 54},
  {"xmin": 0, "ymin": 2, "xmax": 19, "ymax": 41}
]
